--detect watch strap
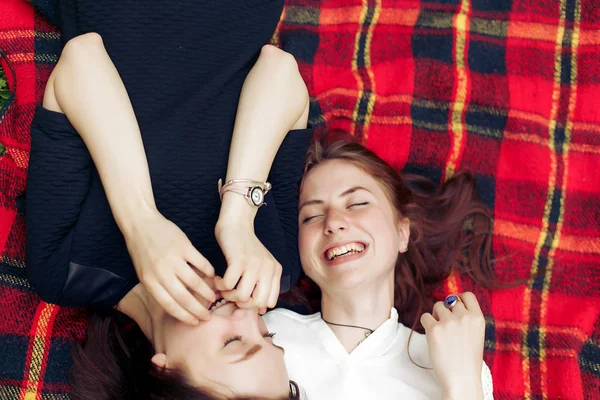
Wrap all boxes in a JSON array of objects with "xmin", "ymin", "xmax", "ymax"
[{"xmin": 217, "ymin": 179, "xmax": 272, "ymax": 206}]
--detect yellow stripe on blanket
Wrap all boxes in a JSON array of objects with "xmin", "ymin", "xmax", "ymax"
[{"xmin": 20, "ymin": 303, "xmax": 59, "ymax": 400}]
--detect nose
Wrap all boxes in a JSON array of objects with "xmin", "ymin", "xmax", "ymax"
[
  {"xmin": 227, "ymin": 307, "xmax": 265, "ymax": 338},
  {"xmin": 229, "ymin": 306, "xmax": 255, "ymax": 321},
  {"xmin": 324, "ymin": 209, "xmax": 348, "ymax": 235}
]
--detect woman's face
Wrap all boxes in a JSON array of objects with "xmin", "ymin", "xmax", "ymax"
[
  {"xmin": 157, "ymin": 299, "xmax": 289, "ymax": 398},
  {"xmin": 298, "ymin": 159, "xmax": 409, "ymax": 292}
]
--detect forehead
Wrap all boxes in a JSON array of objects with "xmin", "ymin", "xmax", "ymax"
[{"xmin": 300, "ymin": 160, "xmax": 379, "ymax": 199}]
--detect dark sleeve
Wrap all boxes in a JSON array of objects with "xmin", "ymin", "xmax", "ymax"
[
  {"xmin": 55, "ymin": 0, "xmax": 80, "ymax": 43},
  {"xmin": 269, "ymin": 128, "xmax": 313, "ymax": 288},
  {"xmin": 25, "ymin": 106, "xmax": 93, "ymax": 305}
]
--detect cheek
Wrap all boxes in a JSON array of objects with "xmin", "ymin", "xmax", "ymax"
[
  {"xmin": 298, "ymin": 224, "xmax": 318, "ymax": 258},
  {"xmin": 298, "ymin": 225, "xmax": 321, "ymax": 277},
  {"xmin": 380, "ymin": 224, "xmax": 402, "ymax": 257},
  {"xmin": 362, "ymin": 212, "xmax": 401, "ymax": 252}
]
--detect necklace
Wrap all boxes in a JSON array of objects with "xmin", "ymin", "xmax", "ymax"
[{"xmin": 322, "ymin": 318, "xmax": 375, "ymax": 338}]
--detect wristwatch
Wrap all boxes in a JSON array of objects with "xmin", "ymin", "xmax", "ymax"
[{"xmin": 218, "ymin": 179, "xmax": 272, "ymax": 207}]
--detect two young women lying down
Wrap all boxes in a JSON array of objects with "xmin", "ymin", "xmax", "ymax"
[{"xmin": 27, "ymin": 31, "xmax": 496, "ymax": 400}]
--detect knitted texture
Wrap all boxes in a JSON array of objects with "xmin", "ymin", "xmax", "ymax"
[{"xmin": 0, "ymin": 0, "xmax": 599, "ymax": 399}]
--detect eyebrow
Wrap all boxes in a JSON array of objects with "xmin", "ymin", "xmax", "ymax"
[
  {"xmin": 298, "ymin": 186, "xmax": 371, "ymax": 211},
  {"xmin": 231, "ymin": 344, "xmax": 262, "ymax": 364},
  {"xmin": 230, "ymin": 342, "xmax": 285, "ymax": 364}
]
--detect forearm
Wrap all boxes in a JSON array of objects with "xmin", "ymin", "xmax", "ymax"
[
  {"xmin": 218, "ymin": 46, "xmax": 309, "ymax": 225},
  {"xmin": 49, "ymin": 33, "xmax": 155, "ymax": 234}
]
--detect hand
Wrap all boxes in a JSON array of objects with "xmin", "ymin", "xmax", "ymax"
[
  {"xmin": 123, "ymin": 208, "xmax": 216, "ymax": 324},
  {"xmin": 420, "ymin": 292, "xmax": 485, "ymax": 400},
  {"xmin": 214, "ymin": 220, "xmax": 282, "ymax": 313}
]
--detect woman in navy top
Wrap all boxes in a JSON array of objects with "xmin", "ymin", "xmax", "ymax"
[
  {"xmin": 27, "ymin": 0, "xmax": 311, "ymax": 314},
  {"xmin": 25, "ymin": 1, "xmax": 312, "ymax": 397}
]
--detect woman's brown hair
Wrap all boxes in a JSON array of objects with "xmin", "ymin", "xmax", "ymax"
[
  {"xmin": 297, "ymin": 137, "xmax": 502, "ymax": 333},
  {"xmin": 70, "ymin": 310, "xmax": 299, "ymax": 400}
]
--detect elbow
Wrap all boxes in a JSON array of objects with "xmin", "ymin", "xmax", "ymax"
[
  {"xmin": 60, "ymin": 32, "xmax": 106, "ymax": 64},
  {"xmin": 258, "ymin": 45, "xmax": 309, "ymax": 126}
]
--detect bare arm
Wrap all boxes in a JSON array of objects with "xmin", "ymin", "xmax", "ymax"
[
  {"xmin": 47, "ymin": 34, "xmax": 308, "ymax": 320},
  {"xmin": 215, "ymin": 45, "xmax": 310, "ymax": 309},
  {"xmin": 46, "ymin": 33, "xmax": 156, "ymax": 232},
  {"xmin": 218, "ymin": 45, "xmax": 309, "ymax": 222},
  {"xmin": 45, "ymin": 33, "xmax": 215, "ymax": 324}
]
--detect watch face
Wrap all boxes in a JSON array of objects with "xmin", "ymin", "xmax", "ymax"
[{"xmin": 250, "ymin": 187, "xmax": 264, "ymax": 206}]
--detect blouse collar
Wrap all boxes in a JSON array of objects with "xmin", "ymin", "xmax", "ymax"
[{"xmin": 310, "ymin": 308, "xmax": 406, "ymax": 361}]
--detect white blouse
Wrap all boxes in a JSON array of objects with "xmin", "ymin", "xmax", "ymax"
[{"xmin": 264, "ymin": 308, "xmax": 493, "ymax": 400}]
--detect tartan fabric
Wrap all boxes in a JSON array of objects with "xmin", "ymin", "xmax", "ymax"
[{"xmin": 0, "ymin": 0, "xmax": 598, "ymax": 399}]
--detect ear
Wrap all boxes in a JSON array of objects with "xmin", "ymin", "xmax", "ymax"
[
  {"xmin": 151, "ymin": 353, "xmax": 168, "ymax": 369},
  {"xmin": 397, "ymin": 218, "xmax": 410, "ymax": 253}
]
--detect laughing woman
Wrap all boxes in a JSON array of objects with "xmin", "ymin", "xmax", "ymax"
[{"xmin": 265, "ymin": 140, "xmax": 497, "ymax": 400}]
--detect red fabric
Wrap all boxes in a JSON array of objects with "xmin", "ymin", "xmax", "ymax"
[{"xmin": 1, "ymin": 0, "xmax": 599, "ymax": 398}]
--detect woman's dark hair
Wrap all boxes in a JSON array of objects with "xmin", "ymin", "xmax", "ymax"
[
  {"xmin": 71, "ymin": 310, "xmax": 298, "ymax": 400},
  {"xmin": 297, "ymin": 138, "xmax": 506, "ymax": 333}
]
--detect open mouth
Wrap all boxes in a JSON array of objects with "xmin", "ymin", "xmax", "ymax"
[
  {"xmin": 209, "ymin": 297, "xmax": 230, "ymax": 312},
  {"xmin": 324, "ymin": 242, "xmax": 367, "ymax": 261}
]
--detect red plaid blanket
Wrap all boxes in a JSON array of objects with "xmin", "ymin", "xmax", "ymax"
[{"xmin": 0, "ymin": 0, "xmax": 598, "ymax": 399}]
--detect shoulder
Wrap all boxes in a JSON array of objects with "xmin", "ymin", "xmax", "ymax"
[
  {"xmin": 263, "ymin": 308, "xmax": 321, "ymax": 338},
  {"xmin": 263, "ymin": 308, "xmax": 321, "ymax": 327},
  {"xmin": 263, "ymin": 309, "xmax": 322, "ymax": 348}
]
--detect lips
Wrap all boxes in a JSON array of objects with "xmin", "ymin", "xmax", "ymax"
[{"xmin": 323, "ymin": 241, "xmax": 367, "ymax": 261}]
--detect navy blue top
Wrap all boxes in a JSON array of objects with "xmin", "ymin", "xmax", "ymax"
[{"xmin": 25, "ymin": 0, "xmax": 312, "ymax": 308}]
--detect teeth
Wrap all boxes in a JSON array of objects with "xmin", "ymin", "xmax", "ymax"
[
  {"xmin": 210, "ymin": 299, "xmax": 229, "ymax": 311},
  {"xmin": 326, "ymin": 243, "xmax": 365, "ymax": 261}
]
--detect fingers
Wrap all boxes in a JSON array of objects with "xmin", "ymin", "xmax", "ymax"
[
  {"xmin": 446, "ymin": 298, "xmax": 467, "ymax": 315},
  {"xmin": 267, "ymin": 267, "xmax": 281, "ymax": 308},
  {"xmin": 146, "ymin": 281, "xmax": 200, "ymax": 325},
  {"xmin": 432, "ymin": 301, "xmax": 452, "ymax": 320},
  {"xmin": 218, "ymin": 275, "xmax": 256, "ymax": 305},
  {"xmin": 186, "ymin": 248, "xmax": 215, "ymax": 278},
  {"xmin": 459, "ymin": 292, "xmax": 482, "ymax": 314},
  {"xmin": 216, "ymin": 265, "xmax": 242, "ymax": 292},
  {"xmin": 177, "ymin": 264, "xmax": 216, "ymax": 303},
  {"xmin": 420, "ymin": 312, "xmax": 437, "ymax": 332},
  {"xmin": 232, "ymin": 273, "xmax": 257, "ymax": 303},
  {"xmin": 163, "ymin": 277, "xmax": 211, "ymax": 321},
  {"xmin": 251, "ymin": 275, "xmax": 271, "ymax": 309},
  {"xmin": 218, "ymin": 263, "xmax": 281, "ymax": 310}
]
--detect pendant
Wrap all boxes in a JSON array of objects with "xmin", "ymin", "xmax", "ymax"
[{"xmin": 365, "ymin": 331, "xmax": 371, "ymax": 338}]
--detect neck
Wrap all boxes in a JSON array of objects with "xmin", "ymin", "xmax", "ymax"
[
  {"xmin": 320, "ymin": 275, "xmax": 394, "ymax": 353},
  {"xmin": 115, "ymin": 284, "xmax": 167, "ymax": 352}
]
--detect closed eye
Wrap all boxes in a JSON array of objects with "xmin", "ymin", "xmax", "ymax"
[
  {"xmin": 224, "ymin": 333, "xmax": 276, "ymax": 347},
  {"xmin": 224, "ymin": 336, "xmax": 242, "ymax": 347},
  {"xmin": 349, "ymin": 202, "xmax": 369, "ymax": 208},
  {"xmin": 302, "ymin": 214, "xmax": 323, "ymax": 223}
]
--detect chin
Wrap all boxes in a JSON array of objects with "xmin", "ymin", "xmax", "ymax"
[{"xmin": 321, "ymin": 269, "xmax": 373, "ymax": 291}]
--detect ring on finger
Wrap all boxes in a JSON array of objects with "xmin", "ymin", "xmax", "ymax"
[{"xmin": 443, "ymin": 294, "xmax": 461, "ymax": 310}]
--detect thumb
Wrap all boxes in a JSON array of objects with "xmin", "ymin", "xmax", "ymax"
[{"xmin": 213, "ymin": 276, "xmax": 229, "ymax": 291}]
